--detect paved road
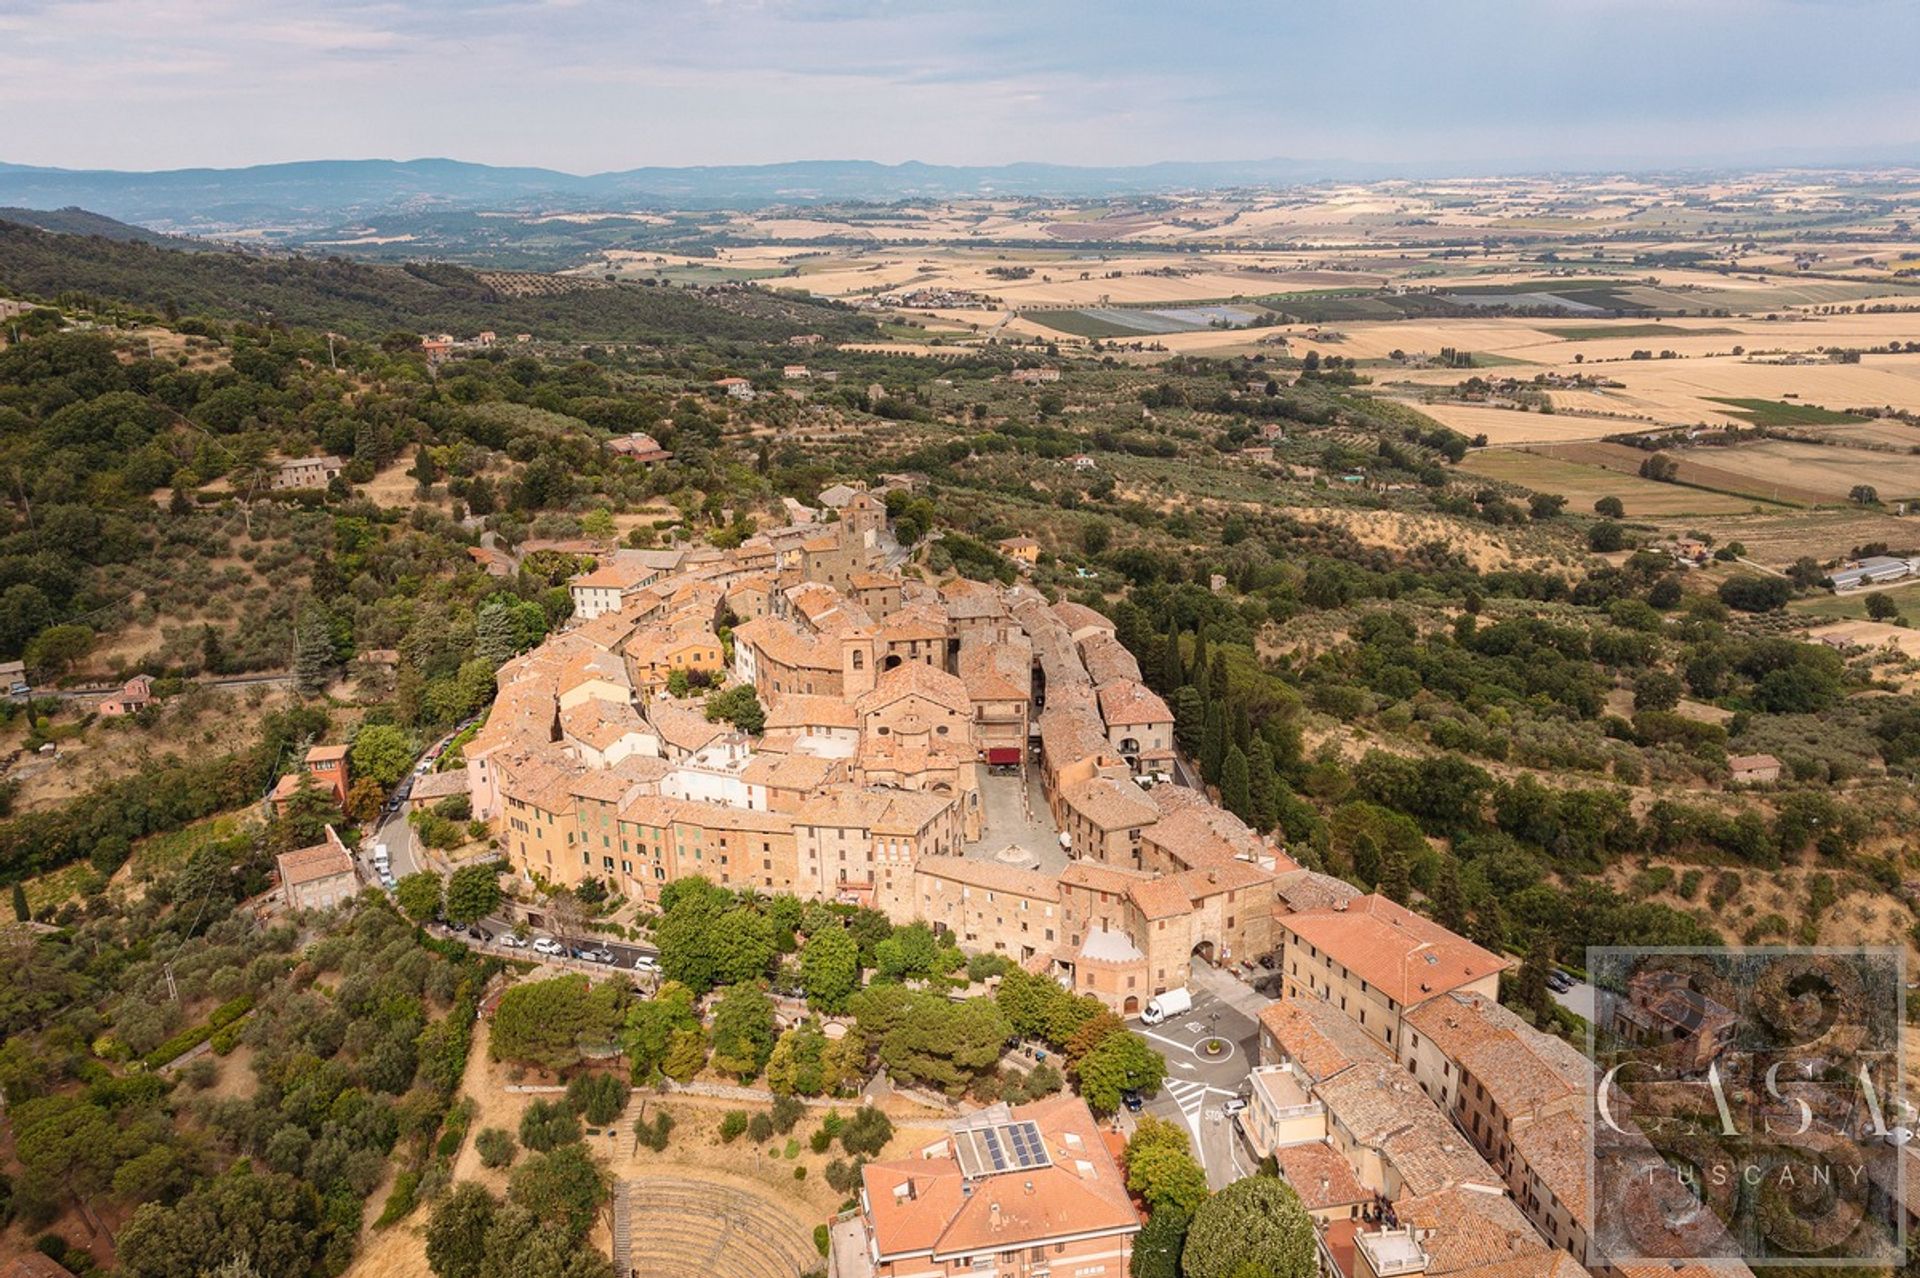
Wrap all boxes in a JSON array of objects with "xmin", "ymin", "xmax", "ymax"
[
  {"xmin": 362, "ymin": 716, "xmax": 483, "ymax": 886},
  {"xmin": 1132, "ymin": 972, "xmax": 1261, "ymax": 1189},
  {"xmin": 441, "ymin": 916, "xmax": 660, "ymax": 977},
  {"xmin": 21, "ymin": 672, "xmax": 295, "ymax": 703}
]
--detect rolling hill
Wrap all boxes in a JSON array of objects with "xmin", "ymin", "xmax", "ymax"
[{"xmin": 0, "ymin": 215, "xmax": 871, "ymax": 344}]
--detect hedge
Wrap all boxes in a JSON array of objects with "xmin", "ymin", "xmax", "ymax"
[{"xmin": 141, "ymin": 993, "xmax": 255, "ymax": 1069}]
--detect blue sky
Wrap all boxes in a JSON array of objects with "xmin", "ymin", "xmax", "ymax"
[{"xmin": 2, "ymin": 0, "xmax": 1916, "ymax": 172}]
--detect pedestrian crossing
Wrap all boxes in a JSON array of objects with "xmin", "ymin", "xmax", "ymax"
[{"xmin": 1165, "ymin": 1078, "xmax": 1210, "ymax": 1129}]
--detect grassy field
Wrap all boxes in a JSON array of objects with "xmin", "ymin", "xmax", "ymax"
[
  {"xmin": 1460, "ymin": 448, "xmax": 1770, "ymax": 515},
  {"xmin": 1021, "ymin": 309, "xmax": 1152, "ymax": 339},
  {"xmin": 1788, "ymin": 581, "xmax": 1920, "ymax": 621},
  {"xmin": 1543, "ymin": 441, "xmax": 1831, "ymax": 506},
  {"xmin": 129, "ymin": 811, "xmax": 256, "ymax": 878},
  {"xmin": 1675, "ymin": 439, "xmax": 1920, "ymax": 503},
  {"xmin": 23, "ymin": 862, "xmax": 101, "ymax": 913},
  {"xmin": 1704, "ymin": 397, "xmax": 1870, "ymax": 427}
]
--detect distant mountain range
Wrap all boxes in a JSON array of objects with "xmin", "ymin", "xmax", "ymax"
[
  {"xmin": 0, "ymin": 156, "xmax": 1384, "ymax": 229},
  {"xmin": 3, "ymin": 150, "xmax": 1916, "ymax": 238}
]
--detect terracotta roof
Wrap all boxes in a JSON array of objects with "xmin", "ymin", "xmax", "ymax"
[
  {"xmin": 1273, "ymin": 868, "xmax": 1364, "ymax": 915},
  {"xmin": 646, "ymin": 700, "xmax": 727, "ymax": 755},
  {"xmin": 1390, "ymin": 1185, "xmax": 1558, "ymax": 1276},
  {"xmin": 1280, "ymin": 894, "xmax": 1508, "ymax": 1006},
  {"xmin": 563, "ymin": 698, "xmax": 653, "ymax": 751},
  {"xmin": 276, "ymin": 829, "xmax": 355, "ymax": 889},
  {"xmin": 917, "ymin": 855, "xmax": 1060, "ymax": 901},
  {"xmin": 858, "ymin": 1096, "xmax": 1137, "ymax": 1262},
  {"xmin": 1507, "ymin": 1107, "xmax": 1591, "ymax": 1225},
  {"xmin": 1316, "ymin": 1062, "xmax": 1501, "ymax": 1197},
  {"xmin": 1078, "ymin": 632, "xmax": 1144, "ymax": 686},
  {"xmin": 1127, "ymin": 875, "xmax": 1194, "ymax": 920},
  {"xmin": 1275, "ymin": 1139, "xmax": 1370, "ymax": 1210},
  {"xmin": 306, "ymin": 743, "xmax": 350, "ymax": 762},
  {"xmin": 1256, "ymin": 998, "xmax": 1390, "ymax": 1084},
  {"xmin": 1405, "ymin": 992, "xmax": 1591, "ymax": 1121},
  {"xmin": 855, "ymin": 661, "xmax": 971, "ymax": 718},
  {"xmin": 764, "ymin": 693, "xmax": 860, "ymax": 732},
  {"xmin": 1061, "ymin": 775, "xmax": 1158, "ymax": 832},
  {"xmin": 1050, "ymin": 601, "xmax": 1115, "ymax": 636},
  {"xmin": 409, "ymin": 769, "xmax": 471, "ymax": 801},
  {"xmin": 573, "ymin": 559, "xmax": 656, "ymax": 591},
  {"xmin": 1096, "ymin": 678, "xmax": 1171, "ymax": 728},
  {"xmin": 1728, "ymin": 752, "xmax": 1780, "ymax": 771}
]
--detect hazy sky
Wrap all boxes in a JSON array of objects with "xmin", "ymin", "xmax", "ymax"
[{"xmin": 3, "ymin": 0, "xmax": 1916, "ymax": 173}]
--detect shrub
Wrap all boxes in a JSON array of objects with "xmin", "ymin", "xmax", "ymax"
[
  {"xmin": 840, "ymin": 1105, "xmax": 892, "ymax": 1157},
  {"xmin": 783, "ymin": 1137, "xmax": 801, "ymax": 1159},
  {"xmin": 374, "ymin": 1170, "xmax": 421, "ymax": 1228},
  {"xmin": 793, "ymin": 1165, "xmax": 807, "ymax": 1181},
  {"xmin": 476, "ymin": 1127, "xmax": 517, "ymax": 1169},
  {"xmin": 635, "ymin": 1110, "xmax": 675, "ymax": 1152},
  {"xmin": 809, "ymin": 1126, "xmax": 832, "ymax": 1154},
  {"xmin": 519, "ymin": 1098, "xmax": 582, "ymax": 1152},
  {"xmin": 824, "ymin": 1156, "xmax": 865, "ymax": 1194},
  {"xmin": 747, "ymin": 1112, "xmax": 774, "ymax": 1144},
  {"xmin": 770, "ymin": 1093, "xmax": 806, "ymax": 1135},
  {"xmin": 814, "ymin": 1223, "xmax": 831, "ymax": 1256},
  {"xmin": 719, "ymin": 1110, "xmax": 749, "ymax": 1143},
  {"xmin": 566, "ymin": 1071, "xmax": 630, "ymax": 1126}
]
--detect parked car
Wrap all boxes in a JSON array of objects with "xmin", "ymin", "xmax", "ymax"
[
  {"xmin": 1222, "ymin": 1096, "xmax": 1248, "ymax": 1116},
  {"xmin": 467, "ymin": 927, "xmax": 493, "ymax": 943},
  {"xmin": 496, "ymin": 934, "xmax": 526, "ymax": 949},
  {"xmin": 1122, "ymin": 1090, "xmax": 1144, "ymax": 1114},
  {"xmin": 531, "ymin": 937, "xmax": 564, "ymax": 956},
  {"xmin": 579, "ymin": 947, "xmax": 614, "ymax": 964},
  {"xmin": 379, "ymin": 873, "xmax": 397, "ymax": 889},
  {"xmin": 633, "ymin": 953, "xmax": 659, "ymax": 972}
]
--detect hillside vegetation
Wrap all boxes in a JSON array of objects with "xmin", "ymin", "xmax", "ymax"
[{"xmin": 0, "ymin": 217, "xmax": 874, "ymax": 344}]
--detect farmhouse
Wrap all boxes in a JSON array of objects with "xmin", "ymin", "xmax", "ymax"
[
  {"xmin": 97, "ymin": 673, "xmax": 156, "ymax": 717},
  {"xmin": 1728, "ymin": 752, "xmax": 1782, "ymax": 784},
  {"xmin": 1010, "ymin": 365, "xmax": 1060, "ymax": 384},
  {"xmin": 997, "ymin": 535, "xmax": 1040, "ymax": 565},
  {"xmin": 271, "ymin": 455, "xmax": 346, "ymax": 491},
  {"xmin": 714, "ymin": 376, "xmax": 756, "ymax": 401},
  {"xmin": 275, "ymin": 826, "xmax": 358, "ymax": 912},
  {"xmin": 606, "ymin": 431, "xmax": 672, "ymax": 463},
  {"xmin": 271, "ymin": 743, "xmax": 352, "ymax": 810}
]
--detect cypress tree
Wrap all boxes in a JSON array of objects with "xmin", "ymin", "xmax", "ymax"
[
  {"xmin": 1190, "ymin": 625, "xmax": 1208, "ymax": 684},
  {"xmin": 1516, "ymin": 931, "xmax": 1556, "ymax": 1020},
  {"xmin": 1200, "ymin": 701, "xmax": 1226, "ymax": 785},
  {"xmin": 1161, "ymin": 623, "xmax": 1185, "ymax": 692},
  {"xmin": 1433, "ymin": 856, "xmax": 1468, "ymax": 932},
  {"xmin": 11, "ymin": 881, "xmax": 28, "ymax": 922},
  {"xmin": 1247, "ymin": 738, "xmax": 1279, "ymax": 834},
  {"xmin": 1232, "ymin": 704, "xmax": 1252, "ymax": 753},
  {"xmin": 1221, "ymin": 745, "xmax": 1252, "ymax": 820},
  {"xmin": 1172, "ymin": 686, "xmax": 1205, "ymax": 754},
  {"xmin": 1378, "ymin": 844, "xmax": 1411, "ymax": 906}
]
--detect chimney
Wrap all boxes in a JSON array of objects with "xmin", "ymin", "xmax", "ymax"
[
  {"xmin": 989, "ymin": 1201, "xmax": 1003, "ymax": 1231},
  {"xmin": 1025, "ymin": 1180, "xmax": 1035, "ymax": 1195}
]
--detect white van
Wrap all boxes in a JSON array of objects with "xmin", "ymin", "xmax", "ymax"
[{"xmin": 1140, "ymin": 987, "xmax": 1193, "ymax": 1026}]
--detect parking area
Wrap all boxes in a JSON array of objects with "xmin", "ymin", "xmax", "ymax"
[
  {"xmin": 435, "ymin": 917, "xmax": 662, "ymax": 979},
  {"xmin": 1130, "ymin": 977, "xmax": 1261, "ymax": 1189}
]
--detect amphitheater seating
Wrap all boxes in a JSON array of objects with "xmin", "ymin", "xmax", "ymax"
[{"xmin": 617, "ymin": 1177, "xmax": 819, "ymax": 1278}]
